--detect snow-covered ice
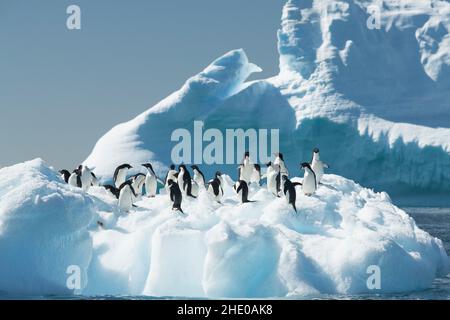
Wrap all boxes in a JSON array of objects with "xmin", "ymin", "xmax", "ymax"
[{"xmin": 0, "ymin": 159, "xmax": 448, "ymax": 297}]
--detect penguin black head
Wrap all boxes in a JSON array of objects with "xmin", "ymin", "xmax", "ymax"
[
  {"xmin": 244, "ymin": 151, "xmax": 250, "ymax": 158},
  {"xmin": 191, "ymin": 165, "xmax": 200, "ymax": 171},
  {"xmin": 215, "ymin": 171, "xmax": 222, "ymax": 178},
  {"xmin": 275, "ymin": 153, "xmax": 284, "ymax": 161},
  {"xmin": 142, "ymin": 163, "xmax": 154, "ymax": 172},
  {"xmin": 167, "ymin": 180, "xmax": 176, "ymax": 186},
  {"xmin": 170, "ymin": 164, "xmax": 176, "ymax": 170},
  {"xmin": 282, "ymin": 175, "xmax": 289, "ymax": 182},
  {"xmin": 77, "ymin": 165, "xmax": 83, "ymax": 171},
  {"xmin": 301, "ymin": 162, "xmax": 313, "ymax": 170},
  {"xmin": 59, "ymin": 169, "xmax": 70, "ymax": 175},
  {"xmin": 179, "ymin": 164, "xmax": 187, "ymax": 171},
  {"xmin": 118, "ymin": 164, "xmax": 133, "ymax": 170},
  {"xmin": 265, "ymin": 162, "xmax": 272, "ymax": 167},
  {"xmin": 254, "ymin": 164, "xmax": 261, "ymax": 172},
  {"xmin": 313, "ymin": 148, "xmax": 320, "ymax": 154}
]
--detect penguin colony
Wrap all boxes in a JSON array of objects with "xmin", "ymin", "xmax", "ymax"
[{"xmin": 60, "ymin": 148, "xmax": 329, "ymax": 214}]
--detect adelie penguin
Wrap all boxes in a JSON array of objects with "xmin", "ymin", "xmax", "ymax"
[
  {"xmin": 301, "ymin": 162, "xmax": 317, "ymax": 196},
  {"xmin": 239, "ymin": 152, "xmax": 254, "ymax": 183},
  {"xmin": 310, "ymin": 148, "xmax": 329, "ymax": 185},
  {"xmin": 265, "ymin": 162, "xmax": 281, "ymax": 197},
  {"xmin": 282, "ymin": 176, "xmax": 302, "ymax": 213},
  {"xmin": 142, "ymin": 163, "xmax": 158, "ymax": 198},
  {"xmin": 114, "ymin": 164, "xmax": 133, "ymax": 189},
  {"xmin": 118, "ymin": 180, "xmax": 137, "ymax": 213},
  {"xmin": 68, "ymin": 168, "xmax": 82, "ymax": 188},
  {"xmin": 167, "ymin": 180, "xmax": 184, "ymax": 214},
  {"xmin": 208, "ymin": 172, "xmax": 224, "ymax": 203},
  {"xmin": 131, "ymin": 173, "xmax": 146, "ymax": 199},
  {"xmin": 80, "ymin": 165, "xmax": 94, "ymax": 192},
  {"xmin": 191, "ymin": 165, "xmax": 205, "ymax": 187},
  {"xmin": 274, "ymin": 153, "xmax": 289, "ymax": 178},
  {"xmin": 178, "ymin": 164, "xmax": 196, "ymax": 198},
  {"xmin": 59, "ymin": 170, "xmax": 71, "ymax": 183},
  {"xmin": 233, "ymin": 180, "xmax": 254, "ymax": 204}
]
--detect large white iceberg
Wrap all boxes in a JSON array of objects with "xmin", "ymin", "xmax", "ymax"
[
  {"xmin": 0, "ymin": 159, "xmax": 448, "ymax": 297},
  {"xmin": 84, "ymin": 0, "xmax": 450, "ymax": 205}
]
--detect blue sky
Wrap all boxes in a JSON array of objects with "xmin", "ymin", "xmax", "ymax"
[{"xmin": 0, "ymin": 0, "xmax": 285, "ymax": 169}]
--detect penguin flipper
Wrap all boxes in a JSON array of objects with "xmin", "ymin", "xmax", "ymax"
[{"xmin": 292, "ymin": 182, "xmax": 302, "ymax": 187}]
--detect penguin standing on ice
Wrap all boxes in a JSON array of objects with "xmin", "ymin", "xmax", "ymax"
[
  {"xmin": 59, "ymin": 170, "xmax": 71, "ymax": 183},
  {"xmin": 80, "ymin": 165, "xmax": 94, "ymax": 192},
  {"xmin": 191, "ymin": 165, "xmax": 206, "ymax": 187},
  {"xmin": 239, "ymin": 152, "xmax": 254, "ymax": 183},
  {"xmin": 142, "ymin": 163, "xmax": 158, "ymax": 198},
  {"xmin": 68, "ymin": 168, "xmax": 82, "ymax": 188},
  {"xmin": 167, "ymin": 180, "xmax": 184, "ymax": 213},
  {"xmin": 233, "ymin": 180, "xmax": 254, "ymax": 204},
  {"xmin": 178, "ymin": 165, "xmax": 196, "ymax": 198},
  {"xmin": 118, "ymin": 180, "xmax": 137, "ymax": 212},
  {"xmin": 274, "ymin": 153, "xmax": 289, "ymax": 178},
  {"xmin": 114, "ymin": 164, "xmax": 133, "ymax": 189},
  {"xmin": 131, "ymin": 173, "xmax": 146, "ymax": 198},
  {"xmin": 208, "ymin": 172, "xmax": 224, "ymax": 203},
  {"xmin": 310, "ymin": 148, "xmax": 329, "ymax": 185},
  {"xmin": 250, "ymin": 164, "xmax": 262, "ymax": 186},
  {"xmin": 301, "ymin": 163, "xmax": 317, "ymax": 196},
  {"xmin": 266, "ymin": 162, "xmax": 281, "ymax": 197},
  {"xmin": 282, "ymin": 176, "xmax": 302, "ymax": 213}
]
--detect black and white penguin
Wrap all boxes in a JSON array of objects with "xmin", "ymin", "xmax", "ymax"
[
  {"xmin": 239, "ymin": 151, "xmax": 254, "ymax": 183},
  {"xmin": 59, "ymin": 170, "xmax": 71, "ymax": 183},
  {"xmin": 103, "ymin": 185, "xmax": 120, "ymax": 199},
  {"xmin": 266, "ymin": 162, "xmax": 281, "ymax": 197},
  {"xmin": 301, "ymin": 162, "xmax": 317, "ymax": 196},
  {"xmin": 233, "ymin": 180, "xmax": 254, "ymax": 204},
  {"xmin": 208, "ymin": 171, "xmax": 224, "ymax": 203},
  {"xmin": 80, "ymin": 165, "xmax": 94, "ymax": 192},
  {"xmin": 167, "ymin": 180, "xmax": 184, "ymax": 213},
  {"xmin": 274, "ymin": 153, "xmax": 289, "ymax": 178},
  {"xmin": 250, "ymin": 164, "xmax": 262, "ymax": 186},
  {"xmin": 191, "ymin": 165, "xmax": 206, "ymax": 187},
  {"xmin": 68, "ymin": 168, "xmax": 82, "ymax": 188},
  {"xmin": 310, "ymin": 148, "xmax": 329, "ymax": 185},
  {"xmin": 131, "ymin": 173, "xmax": 146, "ymax": 198},
  {"xmin": 114, "ymin": 164, "xmax": 133, "ymax": 189},
  {"xmin": 282, "ymin": 176, "xmax": 302, "ymax": 213},
  {"xmin": 178, "ymin": 165, "xmax": 196, "ymax": 198},
  {"xmin": 118, "ymin": 180, "xmax": 137, "ymax": 212},
  {"xmin": 142, "ymin": 163, "xmax": 158, "ymax": 198}
]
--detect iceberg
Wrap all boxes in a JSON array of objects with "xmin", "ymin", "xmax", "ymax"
[
  {"xmin": 0, "ymin": 160, "xmax": 448, "ymax": 297},
  {"xmin": 84, "ymin": 0, "xmax": 450, "ymax": 205}
]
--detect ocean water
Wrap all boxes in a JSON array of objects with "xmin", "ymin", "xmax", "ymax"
[{"xmin": 1, "ymin": 207, "xmax": 449, "ymax": 300}]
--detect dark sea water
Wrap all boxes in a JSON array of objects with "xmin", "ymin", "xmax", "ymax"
[{"xmin": 1, "ymin": 208, "xmax": 449, "ymax": 300}]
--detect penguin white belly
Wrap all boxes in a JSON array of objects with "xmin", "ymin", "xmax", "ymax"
[
  {"xmin": 119, "ymin": 187, "xmax": 133, "ymax": 212},
  {"xmin": 80, "ymin": 175, "xmax": 92, "ymax": 192},
  {"xmin": 115, "ymin": 170, "xmax": 127, "ymax": 188},
  {"xmin": 146, "ymin": 174, "xmax": 157, "ymax": 197},
  {"xmin": 302, "ymin": 172, "xmax": 316, "ymax": 195},
  {"xmin": 312, "ymin": 161, "xmax": 324, "ymax": 184},
  {"xmin": 267, "ymin": 173, "xmax": 277, "ymax": 196},
  {"xmin": 191, "ymin": 180, "xmax": 199, "ymax": 198},
  {"xmin": 242, "ymin": 166, "xmax": 253, "ymax": 183},
  {"xmin": 177, "ymin": 172, "xmax": 186, "ymax": 194},
  {"xmin": 193, "ymin": 174, "xmax": 204, "ymax": 187},
  {"xmin": 250, "ymin": 171, "xmax": 260, "ymax": 185},
  {"xmin": 285, "ymin": 190, "xmax": 290, "ymax": 204},
  {"xmin": 68, "ymin": 174, "xmax": 78, "ymax": 188}
]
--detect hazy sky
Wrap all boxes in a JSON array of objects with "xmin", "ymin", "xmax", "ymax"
[{"xmin": 0, "ymin": 0, "xmax": 285, "ymax": 169}]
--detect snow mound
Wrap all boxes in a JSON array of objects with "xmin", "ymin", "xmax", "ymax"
[
  {"xmin": 1, "ymin": 160, "xmax": 447, "ymax": 297},
  {"xmin": 84, "ymin": 0, "xmax": 450, "ymax": 204},
  {"xmin": 0, "ymin": 159, "xmax": 96, "ymax": 295}
]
